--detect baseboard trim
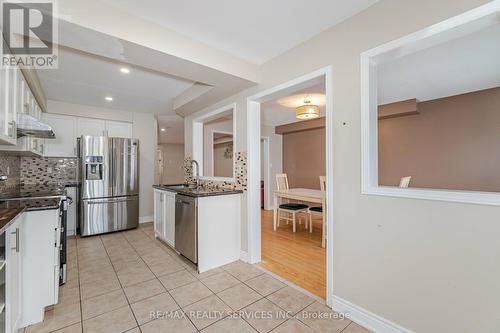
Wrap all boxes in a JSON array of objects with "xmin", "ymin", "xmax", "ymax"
[
  {"xmin": 240, "ymin": 251, "xmax": 248, "ymax": 262},
  {"xmin": 139, "ymin": 215, "xmax": 153, "ymax": 224},
  {"xmin": 332, "ymin": 295, "xmax": 413, "ymax": 333}
]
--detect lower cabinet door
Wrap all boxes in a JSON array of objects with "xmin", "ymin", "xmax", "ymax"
[
  {"xmin": 6, "ymin": 215, "xmax": 24, "ymax": 333},
  {"xmin": 154, "ymin": 190, "xmax": 164, "ymax": 238},
  {"xmin": 164, "ymin": 192, "xmax": 176, "ymax": 247}
]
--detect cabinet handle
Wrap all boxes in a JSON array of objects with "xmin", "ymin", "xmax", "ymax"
[
  {"xmin": 11, "ymin": 228, "xmax": 19, "ymax": 252},
  {"xmin": 8, "ymin": 120, "xmax": 15, "ymax": 138}
]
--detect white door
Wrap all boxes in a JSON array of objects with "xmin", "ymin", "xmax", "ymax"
[
  {"xmin": 164, "ymin": 192, "xmax": 176, "ymax": 247},
  {"xmin": 77, "ymin": 117, "xmax": 106, "ymax": 137},
  {"xmin": 43, "ymin": 114, "xmax": 77, "ymax": 157},
  {"xmin": 106, "ymin": 120, "xmax": 132, "ymax": 138},
  {"xmin": 154, "ymin": 190, "xmax": 165, "ymax": 238},
  {"xmin": 6, "ymin": 215, "xmax": 24, "ymax": 333}
]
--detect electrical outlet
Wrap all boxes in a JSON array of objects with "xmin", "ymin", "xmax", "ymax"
[
  {"xmin": 47, "ymin": 167, "xmax": 53, "ymax": 173},
  {"xmin": 6, "ymin": 166, "xmax": 10, "ymax": 175}
]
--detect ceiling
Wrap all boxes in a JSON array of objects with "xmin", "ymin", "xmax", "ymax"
[
  {"xmin": 99, "ymin": 0, "xmax": 378, "ymax": 64},
  {"xmin": 157, "ymin": 115, "xmax": 185, "ymax": 144},
  {"xmin": 38, "ymin": 47, "xmax": 194, "ymax": 113},
  {"xmin": 261, "ymin": 83, "xmax": 326, "ymax": 127},
  {"xmin": 378, "ymin": 22, "xmax": 500, "ymax": 105}
]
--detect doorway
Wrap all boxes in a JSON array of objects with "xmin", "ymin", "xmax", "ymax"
[{"xmin": 246, "ymin": 67, "xmax": 333, "ymax": 304}]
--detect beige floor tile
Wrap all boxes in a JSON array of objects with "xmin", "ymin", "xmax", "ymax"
[
  {"xmin": 124, "ymin": 328, "xmax": 141, "ymax": 333},
  {"xmin": 183, "ymin": 295, "xmax": 231, "ymax": 330},
  {"xmin": 267, "ymin": 287, "xmax": 315, "ymax": 315},
  {"xmin": 83, "ymin": 306, "xmax": 137, "ymax": 333},
  {"xmin": 340, "ymin": 322, "xmax": 373, "ymax": 333},
  {"xmin": 52, "ymin": 322, "xmax": 82, "ymax": 333},
  {"xmin": 82, "ymin": 289, "xmax": 128, "ymax": 320},
  {"xmin": 245, "ymin": 274, "xmax": 286, "ymax": 296},
  {"xmin": 58, "ymin": 285, "xmax": 80, "ymax": 306},
  {"xmin": 223, "ymin": 261, "xmax": 264, "ymax": 281},
  {"xmin": 217, "ymin": 283, "xmax": 262, "ymax": 311},
  {"xmin": 170, "ymin": 281, "xmax": 214, "ymax": 307},
  {"xmin": 201, "ymin": 317, "xmax": 257, "ymax": 333},
  {"xmin": 241, "ymin": 298, "xmax": 288, "ymax": 333},
  {"xmin": 25, "ymin": 302, "xmax": 81, "ymax": 333},
  {"xmin": 188, "ymin": 266, "xmax": 224, "ymax": 279},
  {"xmin": 80, "ymin": 276, "xmax": 121, "ymax": 300},
  {"xmin": 147, "ymin": 260, "xmax": 185, "ymax": 276},
  {"xmin": 158, "ymin": 269, "xmax": 197, "ymax": 290},
  {"xmin": 295, "ymin": 302, "xmax": 351, "ymax": 333},
  {"xmin": 140, "ymin": 312, "xmax": 197, "ymax": 333},
  {"xmin": 123, "ymin": 278, "xmax": 166, "ymax": 303},
  {"xmin": 79, "ymin": 268, "xmax": 117, "ymax": 285},
  {"xmin": 130, "ymin": 292, "xmax": 179, "ymax": 325},
  {"xmin": 201, "ymin": 271, "xmax": 240, "ymax": 293},
  {"xmin": 272, "ymin": 319, "xmax": 315, "ymax": 333},
  {"xmin": 117, "ymin": 269, "xmax": 156, "ymax": 287}
]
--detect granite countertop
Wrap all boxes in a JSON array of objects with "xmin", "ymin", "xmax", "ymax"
[
  {"xmin": 0, "ymin": 207, "xmax": 25, "ymax": 234},
  {"xmin": 153, "ymin": 184, "xmax": 243, "ymax": 198},
  {"xmin": 0, "ymin": 198, "xmax": 62, "ymax": 234}
]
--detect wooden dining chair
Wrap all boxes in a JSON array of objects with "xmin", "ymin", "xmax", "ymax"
[
  {"xmin": 309, "ymin": 176, "xmax": 327, "ymax": 248},
  {"xmin": 276, "ymin": 173, "xmax": 309, "ymax": 232}
]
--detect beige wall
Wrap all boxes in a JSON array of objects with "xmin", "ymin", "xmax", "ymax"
[
  {"xmin": 159, "ymin": 143, "xmax": 185, "ymax": 184},
  {"xmin": 379, "ymin": 87, "xmax": 500, "ymax": 191},
  {"xmin": 184, "ymin": 1, "xmax": 499, "ymax": 332},
  {"xmin": 262, "ymin": 124, "xmax": 283, "ymax": 207},
  {"xmin": 202, "ymin": 119, "xmax": 233, "ymax": 177},
  {"xmin": 283, "ymin": 128, "xmax": 325, "ymax": 190},
  {"xmin": 213, "ymin": 142, "xmax": 233, "ymax": 177},
  {"xmin": 47, "ymin": 100, "xmax": 157, "ymax": 220}
]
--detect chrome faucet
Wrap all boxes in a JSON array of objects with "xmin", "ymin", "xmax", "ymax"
[{"xmin": 190, "ymin": 159, "xmax": 200, "ymax": 188}]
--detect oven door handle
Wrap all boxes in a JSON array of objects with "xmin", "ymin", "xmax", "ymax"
[{"xmin": 86, "ymin": 197, "xmax": 136, "ymax": 205}]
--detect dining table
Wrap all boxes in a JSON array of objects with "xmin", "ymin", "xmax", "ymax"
[{"xmin": 273, "ymin": 188, "xmax": 324, "ymax": 232}]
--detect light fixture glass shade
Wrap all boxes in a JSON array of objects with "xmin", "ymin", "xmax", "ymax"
[{"xmin": 295, "ymin": 104, "xmax": 320, "ymax": 120}]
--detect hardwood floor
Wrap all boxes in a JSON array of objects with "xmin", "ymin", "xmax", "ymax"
[{"xmin": 260, "ymin": 209, "xmax": 326, "ymax": 299}]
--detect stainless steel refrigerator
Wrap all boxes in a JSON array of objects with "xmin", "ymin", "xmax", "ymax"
[{"xmin": 79, "ymin": 136, "xmax": 139, "ymax": 236}]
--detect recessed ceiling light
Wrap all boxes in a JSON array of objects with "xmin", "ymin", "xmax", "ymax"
[
  {"xmin": 120, "ymin": 67, "xmax": 130, "ymax": 74},
  {"xmin": 105, "ymin": 96, "xmax": 113, "ymax": 101},
  {"xmin": 160, "ymin": 128, "xmax": 166, "ymax": 132}
]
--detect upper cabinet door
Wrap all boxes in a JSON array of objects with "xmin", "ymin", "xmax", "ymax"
[
  {"xmin": 0, "ymin": 67, "xmax": 19, "ymax": 145},
  {"xmin": 43, "ymin": 113, "xmax": 77, "ymax": 157},
  {"xmin": 106, "ymin": 120, "xmax": 132, "ymax": 138},
  {"xmin": 77, "ymin": 117, "xmax": 106, "ymax": 137}
]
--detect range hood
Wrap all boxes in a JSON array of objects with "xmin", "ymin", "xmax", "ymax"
[{"xmin": 17, "ymin": 113, "xmax": 55, "ymax": 139}]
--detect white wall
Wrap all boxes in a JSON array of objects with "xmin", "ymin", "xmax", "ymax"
[
  {"xmin": 159, "ymin": 143, "xmax": 185, "ymax": 184},
  {"xmin": 47, "ymin": 100, "xmax": 157, "ymax": 221},
  {"xmin": 184, "ymin": 1, "xmax": 499, "ymax": 332}
]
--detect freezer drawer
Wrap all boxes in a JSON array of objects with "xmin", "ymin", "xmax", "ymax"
[{"xmin": 81, "ymin": 196, "xmax": 138, "ymax": 236}]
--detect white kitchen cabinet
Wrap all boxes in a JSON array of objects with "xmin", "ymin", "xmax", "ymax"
[
  {"xmin": 163, "ymin": 191, "xmax": 176, "ymax": 247},
  {"xmin": 106, "ymin": 120, "xmax": 133, "ymax": 138},
  {"xmin": 21, "ymin": 209, "xmax": 60, "ymax": 327},
  {"xmin": 77, "ymin": 117, "xmax": 106, "ymax": 137},
  {"xmin": 153, "ymin": 189, "xmax": 176, "ymax": 248},
  {"xmin": 5, "ymin": 213, "xmax": 24, "ymax": 333},
  {"xmin": 43, "ymin": 114, "xmax": 77, "ymax": 157},
  {"xmin": 76, "ymin": 117, "xmax": 133, "ymax": 138},
  {"xmin": 66, "ymin": 186, "xmax": 77, "ymax": 236},
  {"xmin": 0, "ymin": 67, "xmax": 19, "ymax": 145},
  {"xmin": 154, "ymin": 190, "xmax": 165, "ymax": 239}
]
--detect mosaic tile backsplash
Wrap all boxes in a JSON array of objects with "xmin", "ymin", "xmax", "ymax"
[
  {"xmin": 184, "ymin": 152, "xmax": 247, "ymax": 191},
  {"xmin": 0, "ymin": 154, "xmax": 21, "ymax": 191},
  {"xmin": 21, "ymin": 156, "xmax": 78, "ymax": 186}
]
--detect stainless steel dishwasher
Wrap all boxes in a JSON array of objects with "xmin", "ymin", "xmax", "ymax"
[{"xmin": 175, "ymin": 194, "xmax": 198, "ymax": 264}]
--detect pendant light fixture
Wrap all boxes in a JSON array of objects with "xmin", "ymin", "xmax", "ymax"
[{"xmin": 295, "ymin": 96, "xmax": 320, "ymax": 120}]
